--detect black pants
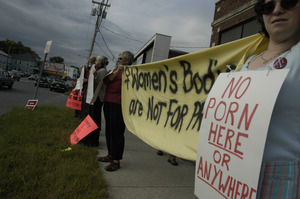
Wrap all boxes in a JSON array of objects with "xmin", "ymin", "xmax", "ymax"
[
  {"xmin": 80, "ymin": 98, "xmax": 103, "ymax": 147},
  {"xmin": 103, "ymin": 102, "xmax": 125, "ymax": 160},
  {"xmin": 80, "ymin": 90, "xmax": 89, "ymax": 119}
]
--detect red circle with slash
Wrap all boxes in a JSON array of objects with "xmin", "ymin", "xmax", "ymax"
[{"xmin": 273, "ymin": 57, "xmax": 287, "ymax": 69}]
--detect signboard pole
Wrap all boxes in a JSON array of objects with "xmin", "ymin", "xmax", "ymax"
[{"xmin": 33, "ymin": 41, "xmax": 52, "ymax": 100}]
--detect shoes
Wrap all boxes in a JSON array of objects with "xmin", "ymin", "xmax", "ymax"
[
  {"xmin": 168, "ymin": 158, "xmax": 178, "ymax": 166},
  {"xmin": 105, "ymin": 161, "xmax": 120, "ymax": 172},
  {"xmin": 97, "ymin": 155, "xmax": 113, "ymax": 162},
  {"xmin": 157, "ymin": 150, "xmax": 164, "ymax": 156}
]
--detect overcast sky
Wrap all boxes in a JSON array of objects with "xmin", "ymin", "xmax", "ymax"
[{"xmin": 0, "ymin": 0, "xmax": 215, "ymax": 70}]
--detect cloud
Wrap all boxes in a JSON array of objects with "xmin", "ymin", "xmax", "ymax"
[{"xmin": 0, "ymin": 0, "xmax": 215, "ymax": 70}]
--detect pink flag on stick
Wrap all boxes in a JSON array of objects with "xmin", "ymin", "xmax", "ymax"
[{"xmin": 70, "ymin": 115, "xmax": 98, "ymax": 145}]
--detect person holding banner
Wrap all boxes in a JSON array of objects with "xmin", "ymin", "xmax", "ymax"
[
  {"xmin": 240, "ymin": 0, "xmax": 300, "ymax": 197},
  {"xmin": 98, "ymin": 51, "xmax": 134, "ymax": 172},
  {"xmin": 81, "ymin": 56, "xmax": 108, "ymax": 147}
]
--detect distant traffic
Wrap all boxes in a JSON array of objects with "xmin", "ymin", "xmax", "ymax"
[{"xmin": 0, "ymin": 69, "xmax": 75, "ymax": 92}]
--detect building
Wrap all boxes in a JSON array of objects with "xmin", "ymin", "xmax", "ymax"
[
  {"xmin": 42, "ymin": 62, "xmax": 78, "ymax": 80},
  {"xmin": 0, "ymin": 50, "xmax": 11, "ymax": 70},
  {"xmin": 133, "ymin": 33, "xmax": 188, "ymax": 65},
  {"xmin": 135, "ymin": 1, "xmax": 261, "ymax": 64},
  {"xmin": 65, "ymin": 65, "xmax": 79, "ymax": 80},
  {"xmin": 210, "ymin": 0, "xmax": 261, "ymax": 47},
  {"xmin": 10, "ymin": 53, "xmax": 41, "ymax": 74},
  {"xmin": 44, "ymin": 62, "xmax": 66, "ymax": 78}
]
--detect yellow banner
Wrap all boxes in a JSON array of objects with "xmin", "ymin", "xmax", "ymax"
[{"xmin": 122, "ymin": 33, "xmax": 268, "ymax": 161}]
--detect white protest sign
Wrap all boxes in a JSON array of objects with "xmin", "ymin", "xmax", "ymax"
[{"xmin": 194, "ymin": 69, "xmax": 289, "ymax": 199}]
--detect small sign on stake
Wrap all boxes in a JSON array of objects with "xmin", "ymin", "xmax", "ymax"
[{"xmin": 25, "ymin": 99, "xmax": 38, "ymax": 110}]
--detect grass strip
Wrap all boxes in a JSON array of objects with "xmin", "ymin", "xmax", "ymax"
[{"xmin": 0, "ymin": 106, "xmax": 108, "ymax": 199}]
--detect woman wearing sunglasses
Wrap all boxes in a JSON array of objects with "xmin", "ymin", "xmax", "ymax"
[
  {"xmin": 240, "ymin": 0, "xmax": 300, "ymax": 198},
  {"xmin": 98, "ymin": 51, "xmax": 134, "ymax": 172}
]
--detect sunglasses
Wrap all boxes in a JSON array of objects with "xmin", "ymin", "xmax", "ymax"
[{"xmin": 261, "ymin": 0, "xmax": 298, "ymax": 15}]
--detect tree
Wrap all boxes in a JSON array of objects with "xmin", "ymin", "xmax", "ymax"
[
  {"xmin": 49, "ymin": 56, "xmax": 64, "ymax": 63},
  {"xmin": 0, "ymin": 39, "xmax": 37, "ymax": 55}
]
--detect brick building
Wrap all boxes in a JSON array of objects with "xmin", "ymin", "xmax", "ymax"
[{"xmin": 210, "ymin": 0, "xmax": 261, "ymax": 47}]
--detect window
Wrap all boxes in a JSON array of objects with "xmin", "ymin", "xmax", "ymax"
[{"xmin": 220, "ymin": 19, "xmax": 260, "ymax": 44}]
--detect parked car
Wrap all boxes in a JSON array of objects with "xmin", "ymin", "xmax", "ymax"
[
  {"xmin": 35, "ymin": 77, "xmax": 49, "ymax": 88},
  {"xmin": 28, "ymin": 74, "xmax": 38, "ymax": 80},
  {"xmin": 24, "ymin": 72, "xmax": 31, "ymax": 77},
  {"xmin": 66, "ymin": 80, "xmax": 76, "ymax": 90},
  {"xmin": 47, "ymin": 77, "xmax": 55, "ymax": 87},
  {"xmin": 8, "ymin": 71, "xmax": 21, "ymax": 81},
  {"xmin": 50, "ymin": 80, "xmax": 68, "ymax": 93},
  {"xmin": 0, "ymin": 69, "xmax": 14, "ymax": 89},
  {"xmin": 18, "ymin": 72, "xmax": 25, "ymax": 77}
]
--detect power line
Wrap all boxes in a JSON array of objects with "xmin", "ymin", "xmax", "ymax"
[
  {"xmin": 88, "ymin": 0, "xmax": 118, "ymax": 64},
  {"xmin": 87, "ymin": 0, "xmax": 110, "ymax": 65},
  {"xmin": 84, "ymin": 5, "xmax": 94, "ymax": 55},
  {"xmin": 101, "ymin": 25, "xmax": 145, "ymax": 44},
  {"xmin": 90, "ymin": 0, "xmax": 207, "ymax": 60},
  {"xmin": 99, "ymin": 31, "xmax": 116, "ymax": 61},
  {"xmin": 102, "ymin": 24, "xmax": 208, "ymax": 50},
  {"xmin": 95, "ymin": 29, "xmax": 116, "ymax": 62},
  {"xmin": 95, "ymin": 41, "xmax": 115, "ymax": 62}
]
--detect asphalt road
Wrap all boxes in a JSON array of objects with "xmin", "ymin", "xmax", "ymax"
[{"xmin": 0, "ymin": 77, "xmax": 68, "ymax": 115}]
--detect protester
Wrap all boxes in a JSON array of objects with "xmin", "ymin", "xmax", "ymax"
[
  {"xmin": 73, "ymin": 78, "xmax": 82, "ymax": 119},
  {"xmin": 239, "ymin": 0, "xmax": 300, "ymax": 197},
  {"xmin": 97, "ymin": 51, "xmax": 134, "ymax": 172},
  {"xmin": 73, "ymin": 56, "xmax": 96, "ymax": 119},
  {"xmin": 81, "ymin": 56, "xmax": 108, "ymax": 147},
  {"xmin": 82, "ymin": 56, "xmax": 96, "ymax": 118}
]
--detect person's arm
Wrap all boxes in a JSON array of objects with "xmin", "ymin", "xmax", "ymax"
[
  {"xmin": 108, "ymin": 65, "xmax": 123, "ymax": 81},
  {"xmin": 94, "ymin": 68, "xmax": 107, "ymax": 83}
]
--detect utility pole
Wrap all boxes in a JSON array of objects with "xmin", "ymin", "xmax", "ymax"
[{"xmin": 87, "ymin": 0, "xmax": 110, "ymax": 65}]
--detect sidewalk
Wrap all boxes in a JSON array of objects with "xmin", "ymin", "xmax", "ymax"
[{"xmin": 97, "ymin": 129, "xmax": 198, "ymax": 199}]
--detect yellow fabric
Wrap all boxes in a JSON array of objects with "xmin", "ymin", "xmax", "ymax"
[{"xmin": 122, "ymin": 33, "xmax": 269, "ymax": 161}]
